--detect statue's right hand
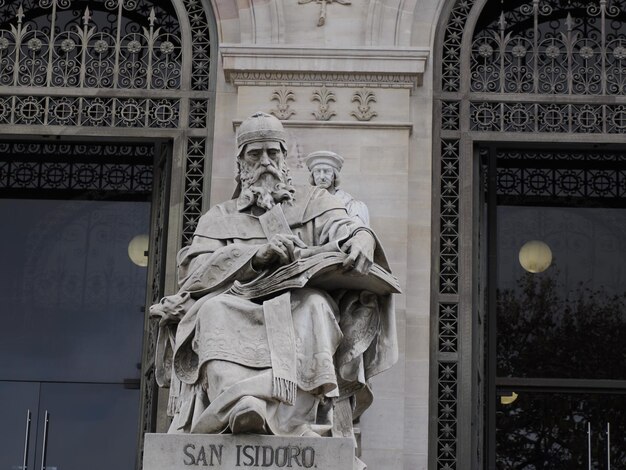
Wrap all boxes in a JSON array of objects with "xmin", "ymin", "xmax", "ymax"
[{"xmin": 252, "ymin": 234, "xmax": 306, "ymax": 269}]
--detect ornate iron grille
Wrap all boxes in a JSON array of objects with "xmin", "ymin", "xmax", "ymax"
[
  {"xmin": 181, "ymin": 136, "xmax": 205, "ymax": 245},
  {"xmin": 0, "ymin": 0, "xmax": 181, "ymax": 89},
  {"xmin": 494, "ymin": 148, "xmax": 626, "ymax": 206},
  {"xmin": 439, "ymin": 139, "xmax": 461, "ymax": 296},
  {"xmin": 0, "ymin": 95, "xmax": 180, "ymax": 127},
  {"xmin": 441, "ymin": 0, "xmax": 476, "ymax": 93},
  {"xmin": 0, "ymin": 0, "xmax": 215, "ymax": 247},
  {"xmin": 0, "ymin": 0, "xmax": 216, "ymax": 462},
  {"xmin": 139, "ymin": 141, "xmax": 169, "ymax": 465},
  {"xmin": 470, "ymin": 101, "xmax": 626, "ymax": 133},
  {"xmin": 0, "ymin": 140, "xmax": 153, "ymax": 198},
  {"xmin": 434, "ymin": 1, "xmax": 626, "ymax": 469},
  {"xmin": 471, "ymin": 0, "xmax": 626, "ymax": 95}
]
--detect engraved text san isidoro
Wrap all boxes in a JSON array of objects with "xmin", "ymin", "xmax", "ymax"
[{"xmin": 182, "ymin": 443, "xmax": 316, "ymax": 468}]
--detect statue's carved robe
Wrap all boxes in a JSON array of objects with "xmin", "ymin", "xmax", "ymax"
[
  {"xmin": 153, "ymin": 185, "xmax": 397, "ymax": 436},
  {"xmin": 334, "ymin": 188, "xmax": 370, "ymax": 226}
]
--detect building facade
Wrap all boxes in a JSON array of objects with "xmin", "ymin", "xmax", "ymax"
[{"xmin": 1, "ymin": 0, "xmax": 625, "ymax": 469}]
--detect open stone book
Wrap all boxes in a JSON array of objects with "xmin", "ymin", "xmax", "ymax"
[{"xmin": 229, "ymin": 251, "xmax": 401, "ymax": 300}]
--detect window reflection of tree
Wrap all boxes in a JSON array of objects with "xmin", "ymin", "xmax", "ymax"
[
  {"xmin": 496, "ymin": 271, "xmax": 626, "ymax": 469},
  {"xmin": 497, "ymin": 270, "xmax": 626, "ymax": 379},
  {"xmin": 496, "ymin": 392, "xmax": 624, "ymax": 469}
]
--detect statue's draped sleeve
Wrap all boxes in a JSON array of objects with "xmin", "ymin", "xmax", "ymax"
[{"xmin": 151, "ymin": 205, "xmax": 264, "ymax": 388}]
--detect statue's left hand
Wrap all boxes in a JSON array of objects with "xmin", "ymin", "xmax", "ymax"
[{"xmin": 342, "ymin": 230, "xmax": 375, "ymax": 274}]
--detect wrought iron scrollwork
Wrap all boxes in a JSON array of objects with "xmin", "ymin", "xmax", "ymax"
[
  {"xmin": 439, "ymin": 303, "xmax": 459, "ymax": 353},
  {"xmin": 495, "ymin": 148, "xmax": 626, "ymax": 204},
  {"xmin": 439, "ymin": 139, "xmax": 460, "ymax": 296},
  {"xmin": 0, "ymin": 1, "xmax": 215, "ymax": 466},
  {"xmin": 441, "ymin": 0, "xmax": 476, "ymax": 92},
  {"xmin": 471, "ymin": 0, "xmax": 626, "ymax": 96},
  {"xmin": 437, "ymin": 361, "xmax": 459, "ymax": 470},
  {"xmin": 434, "ymin": 138, "xmax": 461, "ymax": 470},
  {"xmin": 469, "ymin": 101, "xmax": 626, "ymax": 133},
  {"xmin": 0, "ymin": 94, "xmax": 180, "ymax": 127},
  {"xmin": 182, "ymin": 0, "xmax": 212, "ymax": 91},
  {"xmin": 0, "ymin": 141, "xmax": 153, "ymax": 195},
  {"xmin": 0, "ymin": 0, "xmax": 181, "ymax": 89},
  {"xmin": 436, "ymin": 1, "xmax": 626, "ymax": 468},
  {"xmin": 182, "ymin": 137, "xmax": 206, "ymax": 246},
  {"xmin": 441, "ymin": 100, "xmax": 460, "ymax": 131}
]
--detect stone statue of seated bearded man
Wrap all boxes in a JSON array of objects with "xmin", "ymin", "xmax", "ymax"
[{"xmin": 150, "ymin": 112, "xmax": 398, "ymax": 443}]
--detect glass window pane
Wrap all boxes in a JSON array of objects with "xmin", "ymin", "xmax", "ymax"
[
  {"xmin": 496, "ymin": 390, "xmax": 626, "ymax": 470},
  {"xmin": 0, "ymin": 199, "xmax": 150, "ymax": 383},
  {"xmin": 37, "ymin": 382, "xmax": 140, "ymax": 470},
  {"xmin": 0, "ymin": 381, "xmax": 40, "ymax": 470},
  {"xmin": 496, "ymin": 206, "xmax": 626, "ymax": 380}
]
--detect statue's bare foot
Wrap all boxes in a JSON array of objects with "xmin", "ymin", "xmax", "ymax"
[{"xmin": 229, "ymin": 396, "xmax": 267, "ymax": 434}]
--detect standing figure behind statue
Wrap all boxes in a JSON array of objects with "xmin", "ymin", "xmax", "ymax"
[
  {"xmin": 150, "ymin": 113, "xmax": 398, "ymax": 449},
  {"xmin": 305, "ymin": 150, "xmax": 370, "ymax": 226}
]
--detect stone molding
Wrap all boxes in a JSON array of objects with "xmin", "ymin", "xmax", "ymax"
[
  {"xmin": 231, "ymin": 119, "xmax": 413, "ymax": 132},
  {"xmin": 221, "ymin": 45, "xmax": 429, "ymax": 88}
]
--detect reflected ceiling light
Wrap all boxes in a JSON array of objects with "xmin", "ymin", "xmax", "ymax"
[
  {"xmin": 500, "ymin": 392, "xmax": 519, "ymax": 405},
  {"xmin": 128, "ymin": 234, "xmax": 149, "ymax": 267},
  {"xmin": 518, "ymin": 240, "xmax": 552, "ymax": 273}
]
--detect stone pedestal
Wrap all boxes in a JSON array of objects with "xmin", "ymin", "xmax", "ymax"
[{"xmin": 143, "ymin": 434, "xmax": 355, "ymax": 470}]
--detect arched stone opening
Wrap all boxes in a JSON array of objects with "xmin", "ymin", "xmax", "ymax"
[
  {"xmin": 433, "ymin": 1, "xmax": 626, "ymax": 468},
  {"xmin": 0, "ymin": 0, "xmax": 217, "ymax": 467}
]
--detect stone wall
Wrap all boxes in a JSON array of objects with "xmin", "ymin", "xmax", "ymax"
[{"xmin": 203, "ymin": 0, "xmax": 446, "ymax": 467}]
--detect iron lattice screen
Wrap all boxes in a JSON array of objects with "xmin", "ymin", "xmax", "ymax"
[
  {"xmin": 493, "ymin": 148, "xmax": 626, "ymax": 207},
  {"xmin": 434, "ymin": 1, "xmax": 626, "ymax": 469},
  {"xmin": 0, "ymin": 140, "xmax": 154, "ymax": 200}
]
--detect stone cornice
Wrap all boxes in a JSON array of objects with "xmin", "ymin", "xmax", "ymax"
[
  {"xmin": 220, "ymin": 45, "xmax": 430, "ymax": 88},
  {"xmin": 232, "ymin": 119, "xmax": 413, "ymax": 133}
]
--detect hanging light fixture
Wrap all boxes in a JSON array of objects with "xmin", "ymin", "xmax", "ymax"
[
  {"xmin": 128, "ymin": 234, "xmax": 149, "ymax": 267},
  {"xmin": 518, "ymin": 240, "xmax": 552, "ymax": 273}
]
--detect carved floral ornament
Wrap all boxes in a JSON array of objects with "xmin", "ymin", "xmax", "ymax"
[
  {"xmin": 270, "ymin": 86, "xmax": 296, "ymax": 120},
  {"xmin": 269, "ymin": 86, "xmax": 378, "ymax": 122},
  {"xmin": 351, "ymin": 88, "xmax": 377, "ymax": 121},
  {"xmin": 311, "ymin": 86, "xmax": 336, "ymax": 121}
]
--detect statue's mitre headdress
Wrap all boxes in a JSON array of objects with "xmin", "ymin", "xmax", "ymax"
[
  {"xmin": 304, "ymin": 150, "xmax": 344, "ymax": 171},
  {"xmin": 236, "ymin": 112, "xmax": 287, "ymax": 155}
]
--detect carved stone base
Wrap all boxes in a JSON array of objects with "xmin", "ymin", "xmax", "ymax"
[{"xmin": 143, "ymin": 433, "xmax": 355, "ymax": 470}]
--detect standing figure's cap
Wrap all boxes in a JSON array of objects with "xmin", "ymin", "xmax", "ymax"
[
  {"xmin": 304, "ymin": 150, "xmax": 344, "ymax": 171},
  {"xmin": 236, "ymin": 112, "xmax": 287, "ymax": 155}
]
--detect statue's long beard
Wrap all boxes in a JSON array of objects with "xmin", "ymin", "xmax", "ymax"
[{"xmin": 239, "ymin": 162, "xmax": 295, "ymax": 210}]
